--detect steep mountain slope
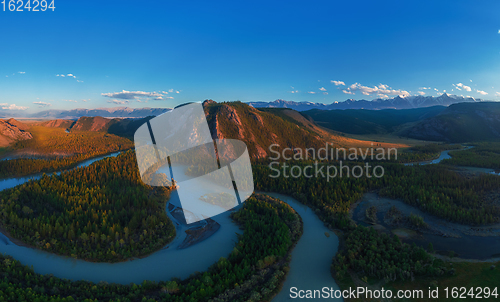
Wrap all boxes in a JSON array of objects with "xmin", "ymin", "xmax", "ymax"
[
  {"xmin": 304, "ymin": 106, "xmax": 446, "ymax": 135},
  {"xmin": 203, "ymin": 101, "xmax": 406, "ymax": 159},
  {"xmin": 69, "ymin": 116, "xmax": 114, "ymax": 132},
  {"xmin": 21, "ymin": 101, "xmax": 408, "ymax": 159},
  {"xmin": 203, "ymin": 101, "xmax": 326, "ymax": 158},
  {"xmin": 248, "ymin": 93, "xmax": 486, "ymax": 111},
  {"xmin": 62, "ymin": 116, "xmax": 154, "ymax": 139},
  {"xmin": 402, "ymin": 102, "xmax": 500, "ymax": 142},
  {"xmin": 0, "ymin": 119, "xmax": 32, "ymax": 147}
]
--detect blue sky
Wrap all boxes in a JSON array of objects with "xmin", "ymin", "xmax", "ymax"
[{"xmin": 0, "ymin": 0, "xmax": 499, "ymax": 113}]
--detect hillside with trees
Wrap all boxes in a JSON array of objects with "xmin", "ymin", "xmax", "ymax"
[
  {"xmin": 303, "ymin": 106, "xmax": 445, "ymax": 135},
  {"xmin": 0, "ymin": 151, "xmax": 175, "ymax": 262},
  {"xmin": 402, "ymin": 102, "xmax": 500, "ymax": 142},
  {"xmin": 0, "ymin": 194, "xmax": 301, "ymax": 301}
]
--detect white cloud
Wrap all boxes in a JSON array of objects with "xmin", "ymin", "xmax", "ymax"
[
  {"xmin": 434, "ymin": 88, "xmax": 439, "ymax": 91},
  {"xmin": 63, "ymin": 100, "xmax": 78, "ymax": 103},
  {"xmin": 1, "ymin": 104, "xmax": 28, "ymax": 110},
  {"xmin": 102, "ymin": 90, "xmax": 163, "ymax": 100},
  {"xmin": 82, "ymin": 99, "xmax": 89, "ymax": 102},
  {"xmin": 342, "ymin": 90, "xmax": 355, "ymax": 95},
  {"xmin": 289, "ymin": 90, "xmax": 299, "ymax": 93},
  {"xmin": 57, "ymin": 73, "xmax": 79, "ymax": 80},
  {"xmin": 107, "ymin": 99, "xmax": 130, "ymax": 105},
  {"xmin": 33, "ymin": 101, "xmax": 51, "ymax": 107},
  {"xmin": 154, "ymin": 96, "xmax": 175, "ymax": 100},
  {"xmin": 323, "ymin": 92, "xmax": 328, "ymax": 95},
  {"xmin": 319, "ymin": 87, "xmax": 327, "ymax": 91},
  {"xmin": 417, "ymin": 91, "xmax": 426, "ymax": 95},
  {"xmin": 453, "ymin": 83, "xmax": 472, "ymax": 92},
  {"xmin": 18, "ymin": 71, "xmax": 25, "ymax": 74},
  {"xmin": 341, "ymin": 83, "xmax": 410, "ymax": 98},
  {"xmin": 161, "ymin": 91, "xmax": 169, "ymax": 94},
  {"xmin": 331, "ymin": 80, "xmax": 345, "ymax": 86},
  {"xmin": 419, "ymin": 87, "xmax": 431, "ymax": 90},
  {"xmin": 307, "ymin": 91, "xmax": 316, "ymax": 94},
  {"xmin": 495, "ymin": 92, "xmax": 500, "ymax": 97},
  {"xmin": 176, "ymin": 90, "xmax": 180, "ymax": 94},
  {"xmin": 476, "ymin": 90, "xmax": 488, "ymax": 95},
  {"xmin": 168, "ymin": 89, "xmax": 174, "ymax": 93}
]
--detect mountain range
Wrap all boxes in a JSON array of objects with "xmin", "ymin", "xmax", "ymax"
[
  {"xmin": 28, "ymin": 107, "xmax": 171, "ymax": 119},
  {"xmin": 402, "ymin": 102, "xmax": 500, "ymax": 142},
  {"xmin": 247, "ymin": 93, "xmax": 490, "ymax": 111}
]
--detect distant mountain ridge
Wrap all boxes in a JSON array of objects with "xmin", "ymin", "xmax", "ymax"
[
  {"xmin": 32, "ymin": 107, "xmax": 171, "ymax": 119},
  {"xmin": 402, "ymin": 102, "xmax": 500, "ymax": 142},
  {"xmin": 42, "ymin": 116, "xmax": 154, "ymax": 139},
  {"xmin": 248, "ymin": 93, "xmax": 491, "ymax": 111},
  {"xmin": 303, "ymin": 106, "xmax": 447, "ymax": 135}
]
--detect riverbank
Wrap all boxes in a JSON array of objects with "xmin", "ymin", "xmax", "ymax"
[
  {"xmin": 178, "ymin": 218, "xmax": 221, "ymax": 249},
  {"xmin": 0, "ymin": 224, "xmax": 31, "ymax": 248},
  {"xmin": 262, "ymin": 192, "xmax": 342, "ymax": 302},
  {"xmin": 0, "ymin": 148, "xmax": 133, "ymax": 180},
  {"xmin": 403, "ymin": 145, "xmax": 473, "ymax": 166},
  {"xmin": 0, "ymin": 149, "xmax": 75, "ymax": 160},
  {"xmin": 351, "ymin": 192, "xmax": 500, "ymax": 260}
]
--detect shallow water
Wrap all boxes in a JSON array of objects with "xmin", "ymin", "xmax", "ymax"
[
  {"xmin": 0, "ymin": 157, "xmax": 341, "ymax": 299},
  {"xmin": 353, "ymin": 193, "xmax": 500, "ymax": 260},
  {"xmin": 404, "ymin": 146, "xmax": 473, "ymax": 166},
  {"xmin": 0, "ymin": 162, "xmax": 240, "ymax": 284},
  {"xmin": 264, "ymin": 193, "xmax": 342, "ymax": 302},
  {"xmin": 0, "ymin": 152, "xmax": 122, "ymax": 192}
]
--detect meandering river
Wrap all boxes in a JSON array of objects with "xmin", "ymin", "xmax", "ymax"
[
  {"xmin": 361, "ymin": 146, "xmax": 500, "ymax": 260},
  {"xmin": 0, "ymin": 154, "xmax": 342, "ymax": 301},
  {"xmin": 404, "ymin": 146, "xmax": 500, "ymax": 175}
]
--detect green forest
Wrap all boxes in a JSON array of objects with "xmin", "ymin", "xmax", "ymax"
[
  {"xmin": 388, "ymin": 143, "xmax": 463, "ymax": 164},
  {"xmin": 334, "ymin": 226, "xmax": 448, "ymax": 282},
  {"xmin": 0, "ymin": 194, "xmax": 301, "ymax": 302},
  {"xmin": 254, "ymin": 160, "xmax": 500, "ymax": 226},
  {"xmin": 441, "ymin": 142, "xmax": 500, "ymax": 169},
  {"xmin": 0, "ymin": 141, "xmax": 499, "ymax": 300},
  {"xmin": 0, "ymin": 151, "xmax": 175, "ymax": 262}
]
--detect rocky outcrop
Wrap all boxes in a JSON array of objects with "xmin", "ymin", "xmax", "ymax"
[
  {"xmin": 0, "ymin": 119, "xmax": 33, "ymax": 143},
  {"xmin": 203, "ymin": 100, "xmax": 325, "ymax": 159}
]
